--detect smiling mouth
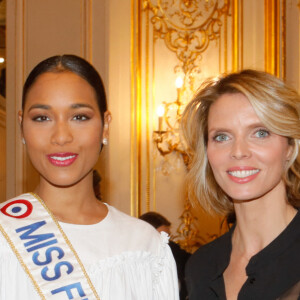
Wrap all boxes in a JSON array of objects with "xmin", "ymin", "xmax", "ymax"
[
  {"xmin": 50, "ymin": 155, "xmax": 76, "ymax": 161},
  {"xmin": 228, "ymin": 169, "xmax": 260, "ymax": 178},
  {"xmin": 47, "ymin": 153, "xmax": 78, "ymax": 167}
]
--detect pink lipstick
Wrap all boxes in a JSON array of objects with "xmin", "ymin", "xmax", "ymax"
[
  {"xmin": 227, "ymin": 166, "xmax": 260, "ymax": 184},
  {"xmin": 47, "ymin": 153, "xmax": 78, "ymax": 167}
]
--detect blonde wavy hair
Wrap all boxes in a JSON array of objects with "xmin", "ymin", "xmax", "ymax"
[{"xmin": 181, "ymin": 69, "xmax": 300, "ymax": 215}]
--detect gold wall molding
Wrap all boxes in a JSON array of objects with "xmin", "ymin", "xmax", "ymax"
[
  {"xmin": 138, "ymin": 0, "xmax": 236, "ymax": 247},
  {"xmin": 264, "ymin": 0, "xmax": 286, "ymax": 78},
  {"xmin": 131, "ymin": 0, "xmax": 143, "ymax": 216},
  {"xmin": 231, "ymin": 0, "xmax": 240, "ymax": 71},
  {"xmin": 143, "ymin": 0, "xmax": 231, "ymax": 75},
  {"xmin": 281, "ymin": 0, "xmax": 286, "ymax": 80}
]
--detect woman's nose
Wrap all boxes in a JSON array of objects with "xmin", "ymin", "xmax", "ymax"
[
  {"xmin": 230, "ymin": 138, "xmax": 251, "ymax": 159},
  {"xmin": 51, "ymin": 121, "xmax": 73, "ymax": 146}
]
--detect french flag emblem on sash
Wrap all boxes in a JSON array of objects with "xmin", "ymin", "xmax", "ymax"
[{"xmin": 0, "ymin": 193, "xmax": 100, "ymax": 300}]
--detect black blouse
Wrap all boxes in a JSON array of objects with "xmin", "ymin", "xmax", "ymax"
[{"xmin": 185, "ymin": 210, "xmax": 300, "ymax": 300}]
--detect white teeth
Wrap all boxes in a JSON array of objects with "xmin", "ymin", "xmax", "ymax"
[
  {"xmin": 51, "ymin": 155, "xmax": 75, "ymax": 161},
  {"xmin": 228, "ymin": 169, "xmax": 259, "ymax": 178}
]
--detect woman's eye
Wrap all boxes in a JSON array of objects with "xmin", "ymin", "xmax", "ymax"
[
  {"xmin": 32, "ymin": 115, "xmax": 50, "ymax": 122},
  {"xmin": 72, "ymin": 114, "xmax": 89, "ymax": 121},
  {"xmin": 255, "ymin": 129, "xmax": 269, "ymax": 138},
  {"xmin": 214, "ymin": 134, "xmax": 229, "ymax": 142}
]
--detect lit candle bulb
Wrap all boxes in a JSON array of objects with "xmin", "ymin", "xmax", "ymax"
[
  {"xmin": 175, "ymin": 76, "xmax": 183, "ymax": 89},
  {"xmin": 157, "ymin": 104, "xmax": 165, "ymax": 131},
  {"xmin": 175, "ymin": 76, "xmax": 183, "ymax": 102}
]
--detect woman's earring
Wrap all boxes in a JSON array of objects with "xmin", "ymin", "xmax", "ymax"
[
  {"xmin": 22, "ymin": 138, "xmax": 26, "ymax": 145},
  {"xmin": 102, "ymin": 138, "xmax": 108, "ymax": 146}
]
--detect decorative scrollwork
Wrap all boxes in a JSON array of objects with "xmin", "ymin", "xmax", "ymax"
[
  {"xmin": 143, "ymin": 0, "xmax": 230, "ymax": 74},
  {"xmin": 147, "ymin": 0, "xmax": 232, "ymax": 251},
  {"xmin": 172, "ymin": 197, "xmax": 200, "ymax": 253}
]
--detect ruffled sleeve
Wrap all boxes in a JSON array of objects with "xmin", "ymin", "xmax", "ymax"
[
  {"xmin": 152, "ymin": 231, "xmax": 180, "ymax": 300},
  {"xmin": 84, "ymin": 231, "xmax": 179, "ymax": 300}
]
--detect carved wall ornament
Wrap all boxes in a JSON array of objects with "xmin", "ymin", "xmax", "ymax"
[{"xmin": 143, "ymin": 0, "xmax": 230, "ymax": 74}]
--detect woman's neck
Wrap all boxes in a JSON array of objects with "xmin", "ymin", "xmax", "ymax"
[
  {"xmin": 232, "ymin": 194, "xmax": 297, "ymax": 258},
  {"xmin": 232, "ymin": 182, "xmax": 297, "ymax": 257},
  {"xmin": 34, "ymin": 175, "xmax": 108, "ymax": 225}
]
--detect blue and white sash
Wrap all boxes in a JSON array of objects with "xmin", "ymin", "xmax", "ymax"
[{"xmin": 0, "ymin": 193, "xmax": 100, "ymax": 300}]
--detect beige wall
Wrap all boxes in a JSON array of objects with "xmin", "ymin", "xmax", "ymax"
[{"xmin": 105, "ymin": 0, "xmax": 132, "ymax": 214}]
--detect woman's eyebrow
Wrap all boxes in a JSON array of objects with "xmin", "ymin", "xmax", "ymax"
[
  {"xmin": 70, "ymin": 103, "xmax": 94, "ymax": 109},
  {"xmin": 28, "ymin": 104, "xmax": 51, "ymax": 112},
  {"xmin": 208, "ymin": 127, "xmax": 229, "ymax": 134},
  {"xmin": 27, "ymin": 103, "xmax": 94, "ymax": 111},
  {"xmin": 208, "ymin": 122, "xmax": 266, "ymax": 133}
]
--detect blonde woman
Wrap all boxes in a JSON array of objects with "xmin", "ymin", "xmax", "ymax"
[{"xmin": 182, "ymin": 70, "xmax": 300, "ymax": 300}]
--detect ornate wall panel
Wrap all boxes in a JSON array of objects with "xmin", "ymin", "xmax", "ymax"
[{"xmin": 133, "ymin": 0, "xmax": 238, "ymax": 248}]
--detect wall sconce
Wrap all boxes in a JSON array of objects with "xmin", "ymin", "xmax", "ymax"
[
  {"xmin": 153, "ymin": 75, "xmax": 200, "ymax": 252},
  {"xmin": 156, "ymin": 104, "xmax": 165, "ymax": 132},
  {"xmin": 153, "ymin": 76, "xmax": 189, "ymax": 166}
]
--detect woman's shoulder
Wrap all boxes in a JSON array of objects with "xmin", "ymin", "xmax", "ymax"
[
  {"xmin": 107, "ymin": 205, "xmax": 158, "ymax": 233},
  {"xmin": 186, "ymin": 230, "xmax": 232, "ymax": 277},
  {"xmin": 106, "ymin": 205, "xmax": 168, "ymax": 252}
]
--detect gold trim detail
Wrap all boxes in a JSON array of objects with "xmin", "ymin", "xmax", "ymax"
[
  {"xmin": 145, "ymin": 7, "xmax": 151, "ymax": 211},
  {"xmin": 231, "ymin": 0, "xmax": 239, "ymax": 72},
  {"xmin": 224, "ymin": 8, "xmax": 228, "ymax": 73},
  {"xmin": 143, "ymin": 0, "xmax": 230, "ymax": 75},
  {"xmin": 130, "ymin": 0, "xmax": 135, "ymax": 216},
  {"xmin": 264, "ymin": 0, "xmax": 281, "ymax": 76},
  {"xmin": 152, "ymin": 31, "xmax": 157, "ymax": 212},
  {"xmin": 31, "ymin": 193, "xmax": 101, "ymax": 299},
  {"xmin": 281, "ymin": 0, "xmax": 286, "ymax": 80},
  {"xmin": 137, "ymin": 0, "xmax": 143, "ymax": 216},
  {"xmin": 131, "ymin": 0, "xmax": 143, "ymax": 216},
  {"xmin": 240, "ymin": 0, "xmax": 243, "ymax": 70}
]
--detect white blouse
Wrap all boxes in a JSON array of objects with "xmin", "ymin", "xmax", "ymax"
[{"xmin": 0, "ymin": 204, "xmax": 179, "ymax": 300}]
